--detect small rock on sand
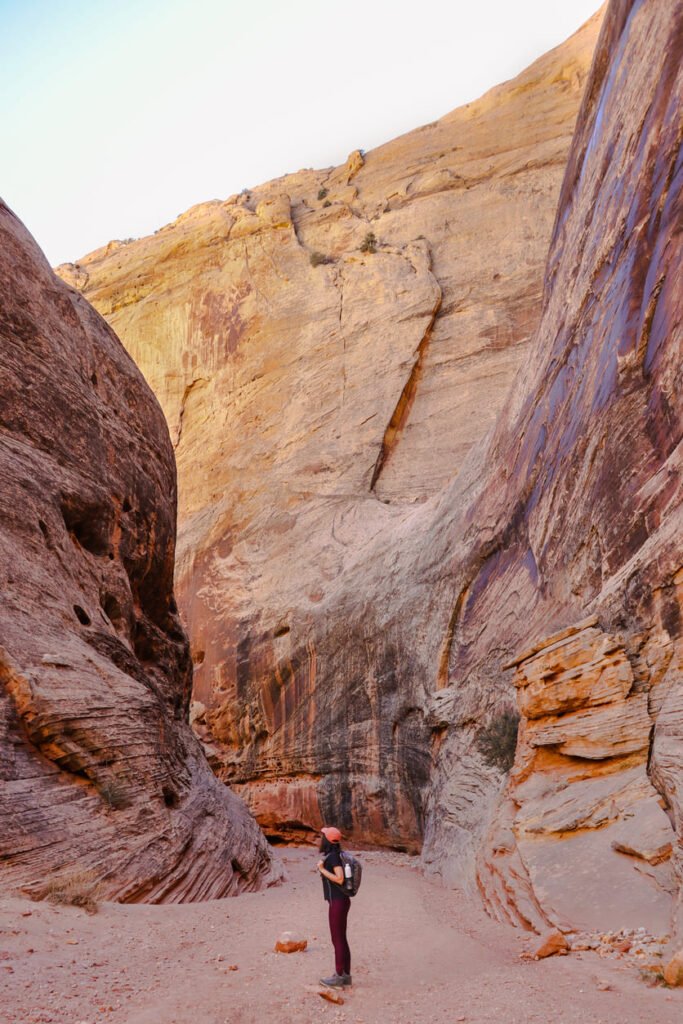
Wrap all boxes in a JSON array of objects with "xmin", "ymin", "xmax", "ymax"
[
  {"xmin": 319, "ymin": 989, "xmax": 345, "ymax": 1004},
  {"xmin": 303, "ymin": 984, "xmax": 345, "ymax": 1005},
  {"xmin": 534, "ymin": 930, "xmax": 570, "ymax": 959},
  {"xmin": 274, "ymin": 931, "xmax": 307, "ymax": 953}
]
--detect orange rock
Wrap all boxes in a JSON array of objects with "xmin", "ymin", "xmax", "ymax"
[
  {"xmin": 663, "ymin": 950, "xmax": 683, "ymax": 987},
  {"xmin": 319, "ymin": 989, "xmax": 345, "ymax": 1005},
  {"xmin": 274, "ymin": 932, "xmax": 308, "ymax": 954},
  {"xmin": 534, "ymin": 930, "xmax": 570, "ymax": 959}
]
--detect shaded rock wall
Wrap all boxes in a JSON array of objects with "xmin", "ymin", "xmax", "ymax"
[
  {"xmin": 464, "ymin": 0, "xmax": 683, "ymax": 936},
  {"xmin": 56, "ymin": 13, "xmax": 602, "ymax": 850},
  {"xmin": 0, "ymin": 202, "xmax": 274, "ymax": 900}
]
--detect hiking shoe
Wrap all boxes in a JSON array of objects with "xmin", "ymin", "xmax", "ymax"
[{"xmin": 320, "ymin": 974, "xmax": 346, "ymax": 988}]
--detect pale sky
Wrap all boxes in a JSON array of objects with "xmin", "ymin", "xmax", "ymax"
[{"xmin": 1, "ymin": 0, "xmax": 601, "ymax": 266}]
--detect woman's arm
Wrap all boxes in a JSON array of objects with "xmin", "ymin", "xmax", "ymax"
[{"xmin": 317, "ymin": 860, "xmax": 344, "ymax": 885}]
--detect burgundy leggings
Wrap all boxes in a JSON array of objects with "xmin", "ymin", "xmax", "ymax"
[{"xmin": 328, "ymin": 896, "xmax": 351, "ymax": 975}]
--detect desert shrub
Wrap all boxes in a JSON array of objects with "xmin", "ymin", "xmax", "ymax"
[
  {"xmin": 317, "ymin": 187, "xmax": 329, "ymax": 200},
  {"xmin": 310, "ymin": 252, "xmax": 331, "ymax": 267},
  {"xmin": 360, "ymin": 231, "xmax": 377, "ymax": 254},
  {"xmin": 638, "ymin": 966, "xmax": 668, "ymax": 988},
  {"xmin": 323, "ymin": 199, "xmax": 332, "ymax": 208},
  {"xmin": 476, "ymin": 707, "xmax": 520, "ymax": 773},
  {"xmin": 36, "ymin": 871, "xmax": 102, "ymax": 914},
  {"xmin": 98, "ymin": 779, "xmax": 129, "ymax": 810}
]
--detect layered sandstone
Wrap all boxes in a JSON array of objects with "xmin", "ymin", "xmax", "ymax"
[
  {"xmin": 478, "ymin": 619, "xmax": 675, "ymax": 935},
  {"xmin": 0, "ymin": 202, "xmax": 274, "ymax": 901},
  {"xmin": 57, "ymin": 13, "xmax": 602, "ymax": 849},
  {"xmin": 467, "ymin": 0, "xmax": 683, "ymax": 938},
  {"xmin": 54, "ymin": 0, "xmax": 683, "ymax": 946}
]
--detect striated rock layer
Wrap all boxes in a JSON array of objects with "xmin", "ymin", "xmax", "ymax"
[
  {"xmin": 468, "ymin": 0, "xmax": 683, "ymax": 938},
  {"xmin": 478, "ymin": 619, "xmax": 675, "ymax": 936},
  {"xmin": 57, "ymin": 13, "xmax": 602, "ymax": 850},
  {"xmin": 0, "ymin": 202, "xmax": 274, "ymax": 901},
  {"xmin": 54, "ymin": 0, "xmax": 683, "ymax": 944}
]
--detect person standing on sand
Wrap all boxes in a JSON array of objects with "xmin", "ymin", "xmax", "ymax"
[{"xmin": 317, "ymin": 826, "xmax": 352, "ymax": 988}]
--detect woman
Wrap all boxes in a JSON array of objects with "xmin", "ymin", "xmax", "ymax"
[{"xmin": 317, "ymin": 825, "xmax": 352, "ymax": 988}]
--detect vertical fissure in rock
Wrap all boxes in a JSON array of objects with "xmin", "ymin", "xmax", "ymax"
[
  {"xmin": 174, "ymin": 377, "xmax": 208, "ymax": 450},
  {"xmin": 369, "ymin": 284, "xmax": 443, "ymax": 492},
  {"xmin": 334, "ymin": 265, "xmax": 347, "ymax": 410},
  {"xmin": 437, "ymin": 580, "xmax": 472, "ymax": 691}
]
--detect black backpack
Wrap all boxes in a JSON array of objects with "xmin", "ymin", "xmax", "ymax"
[{"xmin": 339, "ymin": 851, "xmax": 362, "ymax": 896}]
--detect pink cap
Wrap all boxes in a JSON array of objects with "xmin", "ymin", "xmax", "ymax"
[{"xmin": 321, "ymin": 826, "xmax": 342, "ymax": 843}]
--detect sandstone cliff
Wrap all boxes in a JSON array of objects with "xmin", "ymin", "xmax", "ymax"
[
  {"xmin": 57, "ymin": 12, "xmax": 602, "ymax": 852},
  {"xmin": 0, "ymin": 201, "xmax": 274, "ymax": 901},
  {"xmin": 53, "ymin": 0, "xmax": 683, "ymax": 946},
  {"xmin": 463, "ymin": 0, "xmax": 683, "ymax": 939}
]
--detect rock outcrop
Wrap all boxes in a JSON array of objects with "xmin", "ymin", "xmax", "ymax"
[
  {"xmin": 0, "ymin": 201, "xmax": 274, "ymax": 901},
  {"xmin": 469, "ymin": 0, "xmax": 683, "ymax": 938},
  {"xmin": 478, "ymin": 619, "xmax": 674, "ymax": 935},
  {"xmin": 56, "ymin": 12, "xmax": 602, "ymax": 850}
]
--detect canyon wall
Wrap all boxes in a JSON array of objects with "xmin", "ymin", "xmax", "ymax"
[
  {"xmin": 54, "ymin": 0, "xmax": 683, "ymax": 943},
  {"xmin": 463, "ymin": 0, "xmax": 682, "ymax": 938},
  {"xmin": 0, "ymin": 201, "xmax": 274, "ymax": 901},
  {"xmin": 57, "ymin": 13, "xmax": 602, "ymax": 851}
]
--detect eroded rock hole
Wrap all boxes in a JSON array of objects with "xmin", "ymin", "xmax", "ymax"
[
  {"xmin": 274, "ymin": 624, "xmax": 290, "ymax": 638},
  {"xmin": 73, "ymin": 604, "xmax": 91, "ymax": 626},
  {"xmin": 122, "ymin": 498, "xmax": 132, "ymax": 513},
  {"xmin": 162, "ymin": 785, "xmax": 179, "ymax": 808},
  {"xmin": 61, "ymin": 501, "xmax": 111, "ymax": 556},
  {"xmin": 38, "ymin": 519, "xmax": 48, "ymax": 539},
  {"xmin": 132, "ymin": 621, "xmax": 155, "ymax": 662},
  {"xmin": 101, "ymin": 592, "xmax": 123, "ymax": 628}
]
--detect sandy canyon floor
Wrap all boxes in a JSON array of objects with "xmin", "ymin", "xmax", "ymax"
[{"xmin": 1, "ymin": 848, "xmax": 681, "ymax": 1024}]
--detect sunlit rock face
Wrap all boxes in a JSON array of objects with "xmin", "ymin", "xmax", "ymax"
[
  {"xmin": 0, "ymin": 201, "xmax": 274, "ymax": 901},
  {"xmin": 466, "ymin": 0, "xmax": 683, "ymax": 938},
  {"xmin": 56, "ymin": 13, "xmax": 602, "ymax": 851},
  {"xmin": 53, "ymin": 0, "xmax": 683, "ymax": 943}
]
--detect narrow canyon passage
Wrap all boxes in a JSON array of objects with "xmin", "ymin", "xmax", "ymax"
[{"xmin": 1, "ymin": 848, "xmax": 680, "ymax": 1024}]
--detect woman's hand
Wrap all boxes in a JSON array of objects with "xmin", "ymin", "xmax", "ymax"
[{"xmin": 317, "ymin": 860, "xmax": 324, "ymax": 872}]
